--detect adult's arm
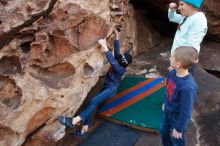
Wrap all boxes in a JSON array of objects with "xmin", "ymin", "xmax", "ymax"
[{"xmin": 168, "ymin": 8, "xmax": 185, "ymax": 24}]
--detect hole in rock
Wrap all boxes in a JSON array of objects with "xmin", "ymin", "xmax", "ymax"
[
  {"xmin": 0, "ymin": 56, "xmax": 22, "ymax": 75},
  {"xmin": 0, "ymin": 76, "xmax": 22, "ymax": 109},
  {"xmin": 21, "ymin": 42, "xmax": 31, "ymax": 53},
  {"xmin": 30, "ymin": 62, "xmax": 76, "ymax": 89},
  {"xmin": 83, "ymin": 63, "xmax": 94, "ymax": 78}
]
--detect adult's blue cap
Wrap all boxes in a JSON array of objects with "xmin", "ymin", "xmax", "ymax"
[{"xmin": 181, "ymin": 0, "xmax": 204, "ymax": 8}]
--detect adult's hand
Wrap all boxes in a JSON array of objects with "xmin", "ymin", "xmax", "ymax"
[{"xmin": 169, "ymin": 2, "xmax": 177, "ymax": 11}]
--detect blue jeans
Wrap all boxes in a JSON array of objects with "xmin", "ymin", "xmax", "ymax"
[
  {"xmin": 160, "ymin": 111, "xmax": 185, "ymax": 146},
  {"xmin": 79, "ymin": 87, "xmax": 117, "ymax": 125}
]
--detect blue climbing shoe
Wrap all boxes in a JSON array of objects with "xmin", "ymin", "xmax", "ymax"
[{"xmin": 58, "ymin": 116, "xmax": 74, "ymax": 128}]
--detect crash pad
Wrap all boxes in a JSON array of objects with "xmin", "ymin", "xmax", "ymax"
[{"xmin": 98, "ymin": 76, "xmax": 166, "ymax": 132}]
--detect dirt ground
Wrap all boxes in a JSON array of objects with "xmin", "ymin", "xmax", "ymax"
[{"xmin": 57, "ymin": 118, "xmax": 198, "ymax": 146}]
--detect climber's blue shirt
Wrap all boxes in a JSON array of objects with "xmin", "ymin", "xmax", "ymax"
[
  {"xmin": 103, "ymin": 40, "xmax": 126, "ymax": 88},
  {"xmin": 168, "ymin": 9, "xmax": 207, "ymax": 54}
]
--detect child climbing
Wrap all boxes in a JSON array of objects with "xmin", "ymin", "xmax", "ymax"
[{"xmin": 58, "ymin": 29, "xmax": 132, "ymax": 136}]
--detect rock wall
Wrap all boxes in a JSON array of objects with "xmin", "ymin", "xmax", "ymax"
[
  {"xmin": 0, "ymin": 0, "xmax": 160, "ymax": 145},
  {"xmin": 0, "ymin": 1, "xmax": 108, "ymax": 145},
  {"xmin": 203, "ymin": 0, "xmax": 220, "ymax": 41}
]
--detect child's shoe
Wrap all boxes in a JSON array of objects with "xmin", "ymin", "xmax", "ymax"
[{"xmin": 58, "ymin": 116, "xmax": 74, "ymax": 128}]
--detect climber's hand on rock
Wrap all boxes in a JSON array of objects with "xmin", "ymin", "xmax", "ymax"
[
  {"xmin": 98, "ymin": 39, "xmax": 109, "ymax": 52},
  {"xmin": 114, "ymin": 28, "xmax": 119, "ymax": 40}
]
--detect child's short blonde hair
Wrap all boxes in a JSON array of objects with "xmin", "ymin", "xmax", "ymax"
[{"xmin": 174, "ymin": 46, "xmax": 198, "ymax": 69}]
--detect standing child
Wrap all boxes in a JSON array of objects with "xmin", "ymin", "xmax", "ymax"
[
  {"xmin": 168, "ymin": 0, "xmax": 207, "ymax": 74},
  {"xmin": 160, "ymin": 46, "xmax": 198, "ymax": 146},
  {"xmin": 58, "ymin": 29, "xmax": 132, "ymax": 136}
]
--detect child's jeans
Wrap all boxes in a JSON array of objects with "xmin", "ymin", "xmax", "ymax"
[
  {"xmin": 79, "ymin": 86, "xmax": 117, "ymax": 126},
  {"xmin": 160, "ymin": 111, "xmax": 185, "ymax": 146}
]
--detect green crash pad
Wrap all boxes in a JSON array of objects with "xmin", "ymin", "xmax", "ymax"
[{"xmin": 98, "ymin": 76, "xmax": 166, "ymax": 132}]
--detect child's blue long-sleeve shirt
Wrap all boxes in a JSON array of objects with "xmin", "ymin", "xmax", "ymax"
[
  {"xmin": 114, "ymin": 40, "xmax": 120, "ymax": 59},
  {"xmin": 103, "ymin": 40, "xmax": 125, "ymax": 88},
  {"xmin": 168, "ymin": 9, "xmax": 207, "ymax": 54},
  {"xmin": 164, "ymin": 70, "xmax": 197, "ymax": 133}
]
